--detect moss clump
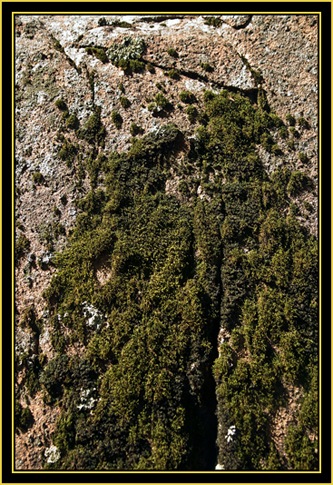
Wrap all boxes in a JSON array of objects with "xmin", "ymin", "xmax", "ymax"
[
  {"xmin": 155, "ymin": 93, "xmax": 171, "ymax": 110},
  {"xmin": 130, "ymin": 122, "xmax": 144, "ymax": 137},
  {"xmin": 98, "ymin": 17, "xmax": 108, "ymax": 26},
  {"xmin": 155, "ymin": 82, "xmax": 166, "ymax": 93},
  {"xmin": 298, "ymin": 152, "xmax": 309, "ymax": 163},
  {"xmin": 167, "ymin": 47, "xmax": 178, "ymax": 58},
  {"xmin": 287, "ymin": 170, "xmax": 313, "ymax": 196},
  {"xmin": 15, "ymin": 400, "xmax": 33, "ymax": 431},
  {"xmin": 286, "ymin": 113, "xmax": 296, "ymax": 126},
  {"xmin": 107, "ymin": 36, "xmax": 146, "ymax": 66},
  {"xmin": 278, "ymin": 125, "xmax": 289, "ymax": 139},
  {"xmin": 32, "ymin": 172, "xmax": 44, "ymax": 185},
  {"xmin": 289, "ymin": 126, "xmax": 300, "ymax": 138},
  {"xmin": 76, "ymin": 108, "xmax": 106, "ymax": 147},
  {"xmin": 66, "ymin": 113, "xmax": 79, "ymax": 130},
  {"xmin": 58, "ymin": 140, "xmax": 77, "ymax": 167},
  {"xmin": 119, "ymin": 96, "xmax": 131, "ymax": 109},
  {"xmin": 204, "ymin": 16, "xmax": 222, "ymax": 27},
  {"xmin": 54, "ymin": 39, "xmax": 65, "ymax": 53},
  {"xmin": 167, "ymin": 68, "xmax": 179, "ymax": 80},
  {"xmin": 179, "ymin": 90, "xmax": 196, "ymax": 104},
  {"xmin": 186, "ymin": 105, "xmax": 198, "ymax": 123},
  {"xmin": 146, "ymin": 62, "xmax": 155, "ymax": 73},
  {"xmin": 297, "ymin": 116, "xmax": 309, "ymax": 129},
  {"xmin": 15, "ymin": 234, "xmax": 30, "ymax": 261},
  {"xmin": 111, "ymin": 19, "xmax": 132, "ymax": 28},
  {"xmin": 200, "ymin": 62, "xmax": 213, "ymax": 72},
  {"xmin": 55, "ymin": 98, "xmax": 68, "ymax": 110},
  {"xmin": 111, "ymin": 110, "xmax": 122, "ymax": 129},
  {"xmin": 85, "ymin": 47, "xmax": 109, "ymax": 64}
]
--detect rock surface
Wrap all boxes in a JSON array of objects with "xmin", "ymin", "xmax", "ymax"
[{"xmin": 14, "ymin": 13, "xmax": 318, "ymax": 470}]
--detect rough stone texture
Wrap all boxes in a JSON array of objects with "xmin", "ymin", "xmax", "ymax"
[{"xmin": 14, "ymin": 13, "xmax": 318, "ymax": 470}]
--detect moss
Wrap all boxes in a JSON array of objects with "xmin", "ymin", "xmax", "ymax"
[
  {"xmin": 15, "ymin": 400, "xmax": 33, "ymax": 431},
  {"xmin": 167, "ymin": 68, "xmax": 180, "ymax": 80},
  {"xmin": 287, "ymin": 170, "xmax": 313, "ymax": 196},
  {"xmin": 200, "ymin": 62, "xmax": 213, "ymax": 72},
  {"xmin": 98, "ymin": 17, "xmax": 108, "ymax": 26},
  {"xmin": 54, "ymin": 39, "xmax": 65, "ymax": 53},
  {"xmin": 278, "ymin": 125, "xmax": 289, "ymax": 139},
  {"xmin": 55, "ymin": 98, "xmax": 68, "ymax": 111},
  {"xmin": 111, "ymin": 110, "xmax": 123, "ymax": 129},
  {"xmin": 167, "ymin": 48, "xmax": 178, "ymax": 58},
  {"xmin": 297, "ymin": 116, "xmax": 309, "ymax": 129},
  {"xmin": 287, "ymin": 139, "xmax": 295, "ymax": 150},
  {"xmin": 186, "ymin": 105, "xmax": 198, "ymax": 123},
  {"xmin": 58, "ymin": 140, "xmax": 77, "ymax": 167},
  {"xmin": 130, "ymin": 122, "xmax": 144, "ymax": 137},
  {"xmin": 66, "ymin": 113, "xmax": 79, "ymax": 130},
  {"xmin": 111, "ymin": 20, "xmax": 132, "ymax": 28},
  {"xmin": 32, "ymin": 171, "xmax": 44, "ymax": 185},
  {"xmin": 289, "ymin": 126, "xmax": 300, "ymax": 138},
  {"xmin": 119, "ymin": 96, "xmax": 131, "ymax": 109},
  {"xmin": 76, "ymin": 108, "xmax": 106, "ymax": 147},
  {"xmin": 179, "ymin": 90, "xmax": 196, "ymax": 104},
  {"xmin": 155, "ymin": 82, "xmax": 166, "ymax": 93},
  {"xmin": 146, "ymin": 62, "xmax": 155, "ymax": 73},
  {"xmin": 85, "ymin": 46, "xmax": 109, "ymax": 64},
  {"xmin": 286, "ymin": 113, "xmax": 296, "ymax": 126},
  {"xmin": 298, "ymin": 152, "xmax": 308, "ymax": 163},
  {"xmin": 155, "ymin": 93, "xmax": 171, "ymax": 109},
  {"xmin": 15, "ymin": 234, "xmax": 30, "ymax": 261},
  {"xmin": 39, "ymin": 86, "xmax": 318, "ymax": 471},
  {"xmin": 204, "ymin": 16, "xmax": 222, "ymax": 27}
]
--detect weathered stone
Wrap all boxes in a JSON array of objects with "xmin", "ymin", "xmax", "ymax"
[{"xmin": 221, "ymin": 15, "xmax": 252, "ymax": 29}]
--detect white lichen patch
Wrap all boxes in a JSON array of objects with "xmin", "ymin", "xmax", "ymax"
[
  {"xmin": 225, "ymin": 425, "xmax": 236, "ymax": 443},
  {"xmin": 77, "ymin": 388, "xmax": 97, "ymax": 411},
  {"xmin": 82, "ymin": 301, "xmax": 103, "ymax": 330},
  {"xmin": 184, "ymin": 78, "xmax": 206, "ymax": 92},
  {"xmin": 44, "ymin": 445, "xmax": 61, "ymax": 463}
]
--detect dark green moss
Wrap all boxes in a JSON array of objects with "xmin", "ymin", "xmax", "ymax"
[
  {"xmin": 130, "ymin": 122, "xmax": 144, "ymax": 137},
  {"xmin": 186, "ymin": 105, "xmax": 198, "ymax": 123},
  {"xmin": 298, "ymin": 152, "xmax": 309, "ymax": 163},
  {"xmin": 179, "ymin": 90, "xmax": 196, "ymax": 104},
  {"xmin": 200, "ymin": 62, "xmax": 213, "ymax": 72},
  {"xmin": 15, "ymin": 400, "xmax": 33, "ymax": 431},
  {"xmin": 155, "ymin": 92, "xmax": 171, "ymax": 109},
  {"xmin": 16, "ymin": 234, "xmax": 30, "ymax": 260},
  {"xmin": 55, "ymin": 98, "xmax": 68, "ymax": 111},
  {"xmin": 168, "ymin": 68, "xmax": 180, "ymax": 80},
  {"xmin": 58, "ymin": 140, "xmax": 77, "ymax": 167},
  {"xmin": 204, "ymin": 16, "xmax": 222, "ymax": 27},
  {"xmin": 76, "ymin": 108, "xmax": 106, "ymax": 147},
  {"xmin": 119, "ymin": 96, "xmax": 131, "ymax": 109},
  {"xmin": 32, "ymin": 172, "xmax": 44, "ymax": 185},
  {"xmin": 286, "ymin": 113, "xmax": 296, "ymax": 126},
  {"xmin": 111, "ymin": 110, "xmax": 123, "ymax": 129},
  {"xmin": 66, "ymin": 113, "xmax": 79, "ymax": 130},
  {"xmin": 85, "ymin": 46, "xmax": 109, "ymax": 64},
  {"xmin": 167, "ymin": 47, "xmax": 178, "ymax": 58},
  {"xmin": 287, "ymin": 170, "xmax": 313, "ymax": 196}
]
